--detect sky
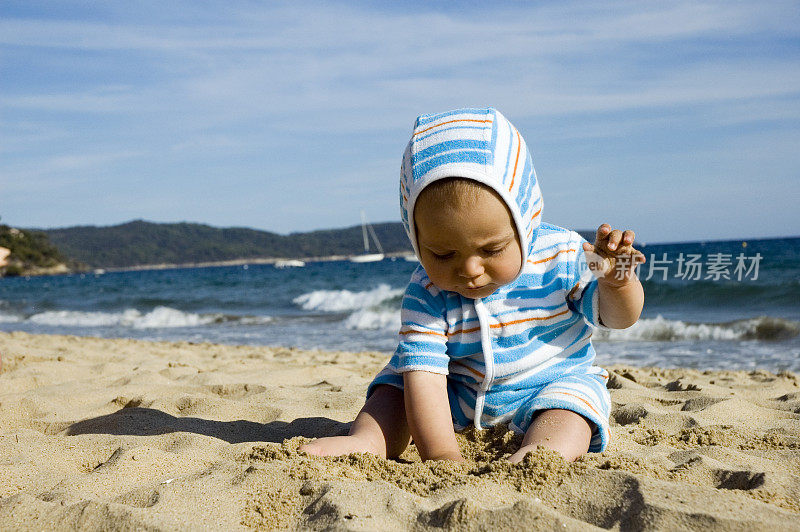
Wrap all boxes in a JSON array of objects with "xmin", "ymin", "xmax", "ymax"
[{"xmin": 1, "ymin": 0, "xmax": 799, "ymax": 243}]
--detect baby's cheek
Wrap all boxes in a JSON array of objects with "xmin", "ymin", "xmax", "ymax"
[
  {"xmin": 425, "ymin": 264, "xmax": 450, "ymax": 288},
  {"xmin": 496, "ymin": 263, "xmax": 520, "ymax": 283}
]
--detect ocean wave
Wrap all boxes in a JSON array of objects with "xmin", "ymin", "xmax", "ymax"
[
  {"xmin": 344, "ymin": 308, "xmax": 401, "ymax": 331},
  {"xmin": 293, "ymin": 284, "xmax": 404, "ymax": 312},
  {"xmin": 596, "ymin": 315, "xmax": 799, "ymax": 342},
  {"xmin": 23, "ymin": 306, "xmax": 272, "ymax": 329},
  {"xmin": 341, "ymin": 310, "xmax": 799, "ymax": 341},
  {"xmin": 0, "ymin": 312, "xmax": 22, "ymax": 323}
]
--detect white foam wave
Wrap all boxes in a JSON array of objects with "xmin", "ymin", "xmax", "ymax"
[
  {"xmin": 238, "ymin": 315, "xmax": 274, "ymax": 325},
  {"xmin": 596, "ymin": 315, "xmax": 797, "ymax": 342},
  {"xmin": 0, "ymin": 312, "xmax": 22, "ymax": 323},
  {"xmin": 27, "ymin": 306, "xmax": 221, "ymax": 329},
  {"xmin": 293, "ymin": 284, "xmax": 403, "ymax": 312},
  {"xmin": 346, "ymin": 312, "xmax": 798, "ymax": 341},
  {"xmin": 344, "ymin": 308, "xmax": 401, "ymax": 331}
]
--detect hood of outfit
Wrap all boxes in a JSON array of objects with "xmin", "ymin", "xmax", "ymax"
[
  {"xmin": 370, "ymin": 108, "xmax": 611, "ymax": 452},
  {"xmin": 400, "ymin": 108, "xmax": 542, "ymax": 269}
]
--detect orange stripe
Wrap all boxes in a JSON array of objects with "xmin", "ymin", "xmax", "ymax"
[
  {"xmin": 452, "ymin": 360, "xmax": 485, "ymax": 379},
  {"xmin": 413, "ymin": 118, "xmax": 493, "ymax": 137},
  {"xmin": 525, "ymin": 205, "xmax": 542, "ymax": 239},
  {"xmin": 553, "ymin": 391, "xmax": 601, "ymax": 419},
  {"xmin": 567, "ymin": 280, "xmax": 581, "ymax": 300},
  {"xmin": 448, "ymin": 309, "xmax": 569, "ymax": 336},
  {"xmin": 425, "ymin": 281, "xmax": 434, "ymax": 289},
  {"xmin": 399, "ymin": 329, "xmax": 447, "ymax": 338},
  {"xmin": 508, "ymin": 130, "xmax": 521, "ymax": 191},
  {"xmin": 527, "ymin": 248, "xmax": 577, "ymax": 265},
  {"xmin": 447, "ymin": 325, "xmax": 481, "ymax": 336},
  {"xmin": 488, "ymin": 309, "xmax": 569, "ymax": 328}
]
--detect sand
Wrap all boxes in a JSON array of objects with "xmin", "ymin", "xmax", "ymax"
[{"xmin": 1, "ymin": 331, "xmax": 799, "ymax": 530}]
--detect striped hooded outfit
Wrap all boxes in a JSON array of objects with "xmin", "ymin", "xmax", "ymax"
[{"xmin": 369, "ymin": 108, "xmax": 611, "ymax": 451}]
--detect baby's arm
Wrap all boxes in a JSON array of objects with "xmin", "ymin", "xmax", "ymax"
[
  {"xmin": 582, "ymin": 224, "xmax": 645, "ymax": 329},
  {"xmin": 403, "ymin": 371, "xmax": 464, "ymax": 462}
]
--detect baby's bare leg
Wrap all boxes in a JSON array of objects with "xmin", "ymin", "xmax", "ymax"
[
  {"xmin": 508, "ymin": 409, "xmax": 592, "ymax": 463},
  {"xmin": 299, "ymin": 385, "xmax": 410, "ymax": 459}
]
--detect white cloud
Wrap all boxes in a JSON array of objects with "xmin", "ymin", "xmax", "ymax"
[
  {"xmin": 1, "ymin": 150, "xmax": 143, "ymax": 190},
  {"xmin": 4, "ymin": 2, "xmax": 798, "ymax": 120},
  {"xmin": 3, "ymin": 1, "xmax": 796, "ymax": 52}
]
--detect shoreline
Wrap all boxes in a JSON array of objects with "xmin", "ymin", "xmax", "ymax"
[
  {"xmin": 1, "ymin": 331, "xmax": 799, "ymax": 529},
  {"xmin": 4, "ymin": 252, "xmax": 417, "ymax": 277},
  {"xmin": 102, "ymin": 251, "xmax": 414, "ymax": 273}
]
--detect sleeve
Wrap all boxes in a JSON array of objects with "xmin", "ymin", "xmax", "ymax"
[
  {"xmin": 393, "ymin": 268, "xmax": 450, "ymax": 375},
  {"xmin": 564, "ymin": 231, "xmax": 605, "ymax": 328}
]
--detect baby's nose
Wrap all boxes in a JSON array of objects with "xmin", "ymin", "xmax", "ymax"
[{"xmin": 459, "ymin": 256, "xmax": 484, "ymax": 278}]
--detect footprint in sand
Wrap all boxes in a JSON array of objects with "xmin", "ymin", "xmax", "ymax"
[
  {"xmin": 304, "ymin": 380, "xmax": 343, "ymax": 392},
  {"xmin": 204, "ymin": 383, "xmax": 267, "ymax": 399},
  {"xmin": 114, "ymin": 487, "xmax": 160, "ymax": 508},
  {"xmin": 680, "ymin": 396, "xmax": 726, "ymax": 412},
  {"xmin": 669, "ymin": 450, "xmax": 767, "ymax": 490}
]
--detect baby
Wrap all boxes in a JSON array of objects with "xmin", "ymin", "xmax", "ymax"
[{"xmin": 301, "ymin": 108, "xmax": 644, "ymax": 463}]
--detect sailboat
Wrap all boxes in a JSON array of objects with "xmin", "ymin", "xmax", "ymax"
[
  {"xmin": 350, "ymin": 211, "xmax": 385, "ymax": 263},
  {"xmin": 274, "ymin": 259, "xmax": 305, "ymax": 268}
]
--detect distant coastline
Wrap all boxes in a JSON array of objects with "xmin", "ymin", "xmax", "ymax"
[
  {"xmin": 36, "ymin": 220, "xmax": 414, "ymax": 272},
  {"xmin": 4, "ymin": 217, "xmax": 797, "ymax": 278}
]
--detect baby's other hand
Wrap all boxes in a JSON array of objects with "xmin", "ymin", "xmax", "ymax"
[{"xmin": 582, "ymin": 224, "xmax": 645, "ymax": 286}]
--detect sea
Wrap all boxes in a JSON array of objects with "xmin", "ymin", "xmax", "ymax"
[{"xmin": 1, "ymin": 237, "xmax": 798, "ymax": 372}]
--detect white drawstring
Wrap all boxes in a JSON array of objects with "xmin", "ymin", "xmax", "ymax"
[{"xmin": 473, "ymin": 298, "xmax": 494, "ymax": 430}]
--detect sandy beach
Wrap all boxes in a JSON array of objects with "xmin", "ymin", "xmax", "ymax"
[{"xmin": 1, "ymin": 331, "xmax": 799, "ymax": 530}]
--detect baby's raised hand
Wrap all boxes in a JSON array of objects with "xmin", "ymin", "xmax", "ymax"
[{"xmin": 582, "ymin": 224, "xmax": 645, "ymax": 286}]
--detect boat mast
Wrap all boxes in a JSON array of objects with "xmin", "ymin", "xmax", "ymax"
[
  {"xmin": 360, "ymin": 210, "xmax": 370, "ymax": 252},
  {"xmin": 367, "ymin": 221, "xmax": 384, "ymax": 253}
]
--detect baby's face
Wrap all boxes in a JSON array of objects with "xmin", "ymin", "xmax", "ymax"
[{"xmin": 414, "ymin": 186, "xmax": 522, "ymax": 299}]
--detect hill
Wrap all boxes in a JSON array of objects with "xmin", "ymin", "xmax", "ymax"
[
  {"xmin": 21, "ymin": 220, "xmax": 598, "ymax": 271},
  {"xmin": 41, "ymin": 220, "xmax": 413, "ymax": 268},
  {"xmin": 0, "ymin": 223, "xmax": 78, "ymax": 276}
]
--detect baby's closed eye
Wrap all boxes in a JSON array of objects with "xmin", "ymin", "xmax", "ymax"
[
  {"xmin": 482, "ymin": 245, "xmax": 507, "ymax": 256},
  {"xmin": 431, "ymin": 251, "xmax": 455, "ymax": 260}
]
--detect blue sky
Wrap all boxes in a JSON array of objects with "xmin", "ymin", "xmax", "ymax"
[{"xmin": 1, "ymin": 1, "xmax": 798, "ymax": 243}]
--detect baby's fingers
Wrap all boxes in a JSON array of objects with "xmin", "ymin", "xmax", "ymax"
[
  {"xmin": 610, "ymin": 230, "xmax": 636, "ymax": 251},
  {"xmin": 606, "ymin": 229, "xmax": 624, "ymax": 251},
  {"xmin": 595, "ymin": 224, "xmax": 612, "ymax": 242},
  {"xmin": 622, "ymin": 230, "xmax": 635, "ymax": 246}
]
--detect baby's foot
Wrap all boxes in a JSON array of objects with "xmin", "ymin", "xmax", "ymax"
[
  {"xmin": 508, "ymin": 444, "xmax": 538, "ymax": 464},
  {"xmin": 299, "ymin": 435, "xmax": 384, "ymax": 458}
]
